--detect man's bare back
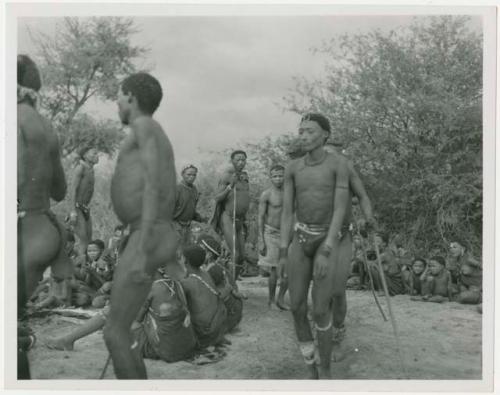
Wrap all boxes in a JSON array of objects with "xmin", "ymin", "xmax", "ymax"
[
  {"xmin": 74, "ymin": 162, "xmax": 95, "ymax": 206},
  {"xmin": 111, "ymin": 117, "xmax": 176, "ymax": 229}
]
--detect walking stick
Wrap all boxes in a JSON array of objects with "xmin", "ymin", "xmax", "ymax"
[
  {"xmin": 372, "ymin": 235, "xmax": 408, "ymax": 378},
  {"xmin": 232, "ymin": 184, "xmax": 237, "ymax": 282},
  {"xmin": 353, "ymin": 221, "xmax": 387, "ymax": 322},
  {"xmin": 99, "ymin": 353, "xmax": 111, "ymax": 379}
]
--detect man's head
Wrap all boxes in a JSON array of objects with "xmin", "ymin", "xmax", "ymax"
[
  {"xmin": 79, "ymin": 146, "xmax": 99, "ymax": 165},
  {"xmin": 269, "ymin": 164, "xmax": 285, "ymax": 188},
  {"xmin": 374, "ymin": 232, "xmax": 389, "ymax": 249},
  {"xmin": 298, "ymin": 113, "xmax": 331, "ymax": 153},
  {"xmin": 449, "ymin": 240, "xmax": 465, "ymax": 258},
  {"xmin": 231, "ymin": 150, "xmax": 247, "ymax": 172},
  {"xmin": 87, "ymin": 239, "xmax": 105, "ymax": 261},
  {"xmin": 114, "ymin": 225, "xmax": 124, "ymax": 238},
  {"xmin": 428, "ymin": 256, "xmax": 445, "ymax": 275},
  {"xmin": 181, "ymin": 164, "xmax": 198, "ymax": 186},
  {"xmin": 412, "ymin": 258, "xmax": 427, "ymax": 275},
  {"xmin": 18, "ymin": 55, "xmax": 41, "ymax": 92},
  {"xmin": 183, "ymin": 244, "xmax": 206, "ymax": 269},
  {"xmin": 118, "ymin": 73, "xmax": 163, "ymax": 125}
]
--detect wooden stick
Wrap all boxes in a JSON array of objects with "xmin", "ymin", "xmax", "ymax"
[
  {"xmin": 232, "ymin": 184, "xmax": 237, "ymax": 282},
  {"xmin": 373, "ymin": 236, "xmax": 408, "ymax": 378},
  {"xmin": 99, "ymin": 353, "xmax": 112, "ymax": 379}
]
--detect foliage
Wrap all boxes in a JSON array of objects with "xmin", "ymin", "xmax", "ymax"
[
  {"xmin": 30, "ymin": 17, "xmax": 148, "ymax": 155},
  {"xmin": 281, "ymin": 16, "xmax": 482, "ymax": 256}
]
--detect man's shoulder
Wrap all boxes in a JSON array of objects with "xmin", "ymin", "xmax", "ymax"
[{"xmin": 260, "ymin": 188, "xmax": 272, "ymax": 198}]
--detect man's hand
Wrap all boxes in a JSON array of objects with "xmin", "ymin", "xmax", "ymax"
[
  {"xmin": 259, "ymin": 239, "xmax": 267, "ymax": 257},
  {"xmin": 229, "ymin": 173, "xmax": 238, "ymax": 188},
  {"xmin": 69, "ymin": 210, "xmax": 78, "ymax": 225},
  {"xmin": 313, "ymin": 251, "xmax": 330, "ymax": 280}
]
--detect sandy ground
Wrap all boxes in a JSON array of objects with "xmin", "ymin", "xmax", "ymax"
[{"xmin": 28, "ymin": 276, "xmax": 482, "ymax": 380}]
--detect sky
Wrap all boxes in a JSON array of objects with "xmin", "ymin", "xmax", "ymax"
[{"xmin": 17, "ymin": 15, "xmax": 481, "ymax": 168}]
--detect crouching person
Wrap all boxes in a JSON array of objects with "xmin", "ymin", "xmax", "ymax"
[
  {"xmin": 46, "ymin": 268, "xmax": 197, "ymax": 363},
  {"xmin": 200, "ymin": 234, "xmax": 243, "ymax": 332},
  {"xmin": 181, "ymin": 245, "xmax": 228, "ymax": 349}
]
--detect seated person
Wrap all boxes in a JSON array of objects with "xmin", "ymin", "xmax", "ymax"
[
  {"xmin": 73, "ymin": 240, "xmax": 114, "ymax": 307},
  {"xmin": 456, "ymin": 260, "xmax": 482, "ymax": 305},
  {"xmin": 412, "ymin": 256, "xmax": 451, "ymax": 303},
  {"xmin": 181, "ymin": 245, "xmax": 228, "ymax": 349},
  {"xmin": 446, "ymin": 240, "xmax": 481, "ymax": 290},
  {"xmin": 402, "ymin": 258, "xmax": 427, "ymax": 296},
  {"xmin": 369, "ymin": 233, "xmax": 405, "ymax": 296},
  {"xmin": 200, "ymin": 234, "xmax": 243, "ymax": 332},
  {"xmin": 46, "ymin": 268, "xmax": 197, "ymax": 363}
]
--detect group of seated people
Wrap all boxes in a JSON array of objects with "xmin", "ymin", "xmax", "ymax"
[
  {"xmin": 31, "ymin": 223, "xmax": 244, "ymax": 364},
  {"xmin": 347, "ymin": 233, "xmax": 482, "ymax": 309}
]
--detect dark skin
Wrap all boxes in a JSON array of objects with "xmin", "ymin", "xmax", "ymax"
[
  {"xmin": 18, "ymin": 100, "xmax": 68, "ymax": 306},
  {"xmin": 214, "ymin": 154, "xmax": 250, "ymax": 280},
  {"xmin": 413, "ymin": 260, "xmax": 451, "ymax": 303},
  {"xmin": 279, "ymin": 120, "xmax": 350, "ymax": 379},
  {"xmin": 257, "ymin": 169, "xmax": 288, "ymax": 309},
  {"xmin": 103, "ymin": 85, "xmax": 179, "ymax": 379},
  {"xmin": 70, "ymin": 148, "xmax": 98, "ymax": 255},
  {"xmin": 181, "ymin": 262, "xmax": 224, "ymax": 343}
]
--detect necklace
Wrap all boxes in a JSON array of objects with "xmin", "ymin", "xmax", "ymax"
[{"xmin": 304, "ymin": 150, "xmax": 328, "ymax": 167}]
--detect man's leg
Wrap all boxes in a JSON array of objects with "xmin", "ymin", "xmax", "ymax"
[
  {"xmin": 74, "ymin": 209, "xmax": 89, "ymax": 256},
  {"xmin": 288, "ymin": 235, "xmax": 317, "ymax": 378},
  {"xmin": 221, "ymin": 213, "xmax": 237, "ymax": 278},
  {"xmin": 276, "ymin": 275, "xmax": 289, "ymax": 310},
  {"xmin": 103, "ymin": 231, "xmax": 155, "ymax": 379},
  {"xmin": 46, "ymin": 311, "xmax": 107, "ymax": 351},
  {"xmin": 268, "ymin": 267, "xmax": 278, "ymax": 306},
  {"xmin": 86, "ymin": 214, "xmax": 93, "ymax": 247},
  {"xmin": 331, "ymin": 234, "xmax": 352, "ymax": 329},
  {"xmin": 235, "ymin": 226, "xmax": 246, "ymax": 280}
]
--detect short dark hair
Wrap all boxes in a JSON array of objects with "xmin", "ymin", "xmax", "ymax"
[
  {"xmin": 18, "ymin": 55, "xmax": 41, "ymax": 92},
  {"xmin": 270, "ymin": 164, "xmax": 285, "ymax": 173},
  {"xmin": 430, "ymin": 256, "xmax": 446, "ymax": 266},
  {"xmin": 89, "ymin": 239, "xmax": 105, "ymax": 251},
  {"xmin": 412, "ymin": 257, "xmax": 427, "ymax": 267},
  {"xmin": 231, "ymin": 150, "xmax": 247, "ymax": 160},
  {"xmin": 301, "ymin": 113, "xmax": 331, "ymax": 133},
  {"xmin": 114, "ymin": 225, "xmax": 125, "ymax": 232},
  {"xmin": 121, "ymin": 72, "xmax": 163, "ymax": 115},
  {"xmin": 183, "ymin": 244, "xmax": 206, "ymax": 268}
]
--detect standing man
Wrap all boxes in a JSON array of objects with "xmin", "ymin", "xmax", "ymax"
[
  {"xmin": 210, "ymin": 150, "xmax": 250, "ymax": 281},
  {"xmin": 103, "ymin": 72, "xmax": 180, "ymax": 379},
  {"xmin": 257, "ymin": 164, "xmax": 288, "ymax": 310},
  {"xmin": 17, "ymin": 55, "xmax": 71, "ymax": 378},
  {"xmin": 70, "ymin": 146, "xmax": 99, "ymax": 256},
  {"xmin": 279, "ymin": 113, "xmax": 351, "ymax": 379},
  {"xmin": 173, "ymin": 164, "xmax": 206, "ymax": 247}
]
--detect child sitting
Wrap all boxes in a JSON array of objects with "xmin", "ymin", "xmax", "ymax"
[
  {"xmin": 412, "ymin": 256, "xmax": 451, "ymax": 303},
  {"xmin": 402, "ymin": 258, "xmax": 426, "ymax": 296}
]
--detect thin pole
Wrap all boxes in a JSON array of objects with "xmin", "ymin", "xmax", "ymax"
[{"xmin": 232, "ymin": 184, "xmax": 237, "ymax": 282}]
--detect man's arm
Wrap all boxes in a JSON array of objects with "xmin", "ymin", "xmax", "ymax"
[
  {"xmin": 324, "ymin": 158, "xmax": 350, "ymax": 252},
  {"xmin": 279, "ymin": 164, "xmax": 295, "ymax": 253},
  {"xmin": 134, "ymin": 119, "xmax": 161, "ymax": 252},
  {"xmin": 214, "ymin": 171, "xmax": 235, "ymax": 203},
  {"xmin": 72, "ymin": 164, "xmax": 84, "ymax": 208},
  {"xmin": 49, "ymin": 129, "xmax": 67, "ymax": 202},
  {"xmin": 257, "ymin": 190, "xmax": 268, "ymax": 254}
]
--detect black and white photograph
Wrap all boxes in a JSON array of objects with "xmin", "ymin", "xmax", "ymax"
[{"xmin": 3, "ymin": 2, "xmax": 496, "ymax": 392}]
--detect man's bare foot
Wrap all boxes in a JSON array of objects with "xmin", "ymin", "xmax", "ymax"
[
  {"xmin": 307, "ymin": 363, "xmax": 319, "ymax": 379},
  {"xmin": 331, "ymin": 342, "xmax": 346, "ymax": 362},
  {"xmin": 45, "ymin": 337, "xmax": 74, "ymax": 351},
  {"xmin": 276, "ymin": 299, "xmax": 290, "ymax": 311}
]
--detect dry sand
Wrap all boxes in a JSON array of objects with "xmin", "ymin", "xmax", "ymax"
[{"xmin": 28, "ymin": 277, "xmax": 482, "ymax": 380}]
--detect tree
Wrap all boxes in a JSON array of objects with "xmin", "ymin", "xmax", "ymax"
[
  {"xmin": 284, "ymin": 16, "xmax": 482, "ymax": 255},
  {"xmin": 29, "ymin": 17, "xmax": 148, "ymax": 155}
]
